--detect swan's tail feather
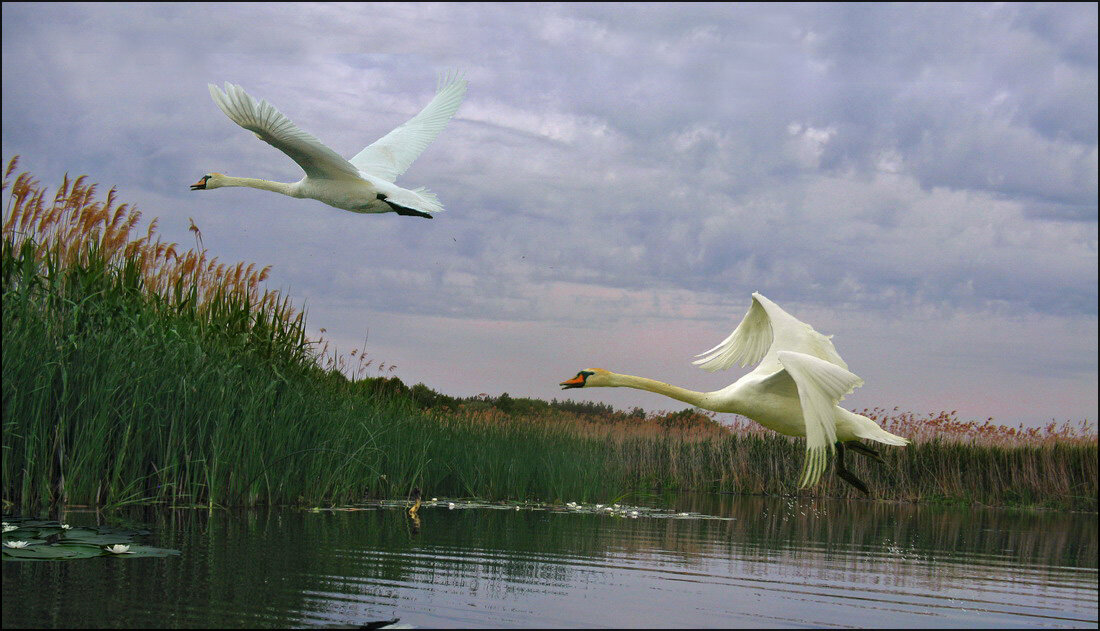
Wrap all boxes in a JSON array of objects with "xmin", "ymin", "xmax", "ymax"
[
  {"xmin": 411, "ymin": 187, "xmax": 443, "ymax": 212},
  {"xmin": 844, "ymin": 410, "xmax": 910, "ymax": 446},
  {"xmin": 866, "ymin": 427, "xmax": 910, "ymax": 446},
  {"xmin": 378, "ymin": 186, "xmax": 444, "ymax": 217}
]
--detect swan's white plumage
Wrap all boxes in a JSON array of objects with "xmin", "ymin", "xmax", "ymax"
[
  {"xmin": 777, "ymin": 351, "xmax": 863, "ymax": 488},
  {"xmin": 695, "ymin": 292, "xmax": 847, "ymax": 373},
  {"xmin": 697, "ymin": 292, "xmax": 863, "ymax": 487},
  {"xmin": 208, "ymin": 83, "xmax": 361, "ymax": 181},
  {"xmin": 564, "ymin": 292, "xmax": 908, "ymax": 490},
  {"xmin": 693, "ymin": 294, "xmax": 772, "ymax": 370},
  {"xmin": 199, "ymin": 73, "xmax": 467, "ymax": 217},
  {"xmin": 350, "ymin": 71, "xmax": 468, "ymax": 183}
]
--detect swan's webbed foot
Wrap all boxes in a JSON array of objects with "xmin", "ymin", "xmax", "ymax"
[
  {"xmin": 843, "ymin": 440, "xmax": 887, "ymax": 464},
  {"xmin": 834, "ymin": 442, "xmax": 871, "ymax": 495}
]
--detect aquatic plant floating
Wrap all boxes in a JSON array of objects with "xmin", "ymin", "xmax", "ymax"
[
  {"xmin": 1, "ymin": 518, "xmax": 180, "ymax": 562},
  {"xmin": 561, "ymin": 292, "xmax": 910, "ymax": 494},
  {"xmin": 193, "ymin": 71, "xmax": 467, "ymax": 218},
  {"xmin": 322, "ymin": 499, "xmax": 734, "ymax": 521}
]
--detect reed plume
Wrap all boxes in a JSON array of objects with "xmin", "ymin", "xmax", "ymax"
[{"xmin": 2, "ymin": 158, "xmax": 1094, "ymax": 511}]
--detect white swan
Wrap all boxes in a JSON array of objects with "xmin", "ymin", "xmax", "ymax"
[
  {"xmin": 192, "ymin": 72, "xmax": 467, "ymax": 218},
  {"xmin": 560, "ymin": 292, "xmax": 909, "ymax": 493}
]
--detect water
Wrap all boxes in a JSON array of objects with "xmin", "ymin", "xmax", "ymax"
[{"xmin": 3, "ymin": 495, "xmax": 1096, "ymax": 628}]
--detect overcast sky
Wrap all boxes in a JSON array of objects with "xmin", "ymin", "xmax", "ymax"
[{"xmin": 3, "ymin": 3, "xmax": 1096, "ymax": 426}]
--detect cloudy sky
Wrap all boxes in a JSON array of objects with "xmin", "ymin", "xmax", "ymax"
[{"xmin": 3, "ymin": 3, "xmax": 1096, "ymax": 426}]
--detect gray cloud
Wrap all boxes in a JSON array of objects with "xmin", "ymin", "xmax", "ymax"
[{"xmin": 2, "ymin": 2, "xmax": 1095, "ymax": 424}]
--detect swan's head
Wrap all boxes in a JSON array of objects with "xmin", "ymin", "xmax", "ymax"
[
  {"xmin": 560, "ymin": 368, "xmax": 611, "ymax": 389},
  {"xmin": 190, "ymin": 173, "xmax": 225, "ymax": 191}
]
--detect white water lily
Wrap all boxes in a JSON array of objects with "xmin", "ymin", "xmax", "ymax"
[
  {"xmin": 3, "ymin": 525, "xmax": 17, "ymax": 533},
  {"xmin": 431, "ymin": 498, "xmax": 438, "ymax": 502},
  {"xmin": 4, "ymin": 541, "xmax": 29, "ymax": 548},
  {"xmin": 104, "ymin": 544, "xmax": 132, "ymax": 554},
  {"xmin": 448, "ymin": 503, "xmax": 456, "ymax": 510},
  {"xmin": 61, "ymin": 524, "xmax": 72, "ymax": 530}
]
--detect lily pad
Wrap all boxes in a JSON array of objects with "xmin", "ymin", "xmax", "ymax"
[
  {"xmin": 114, "ymin": 544, "xmax": 181, "ymax": 558},
  {"xmin": 3, "ymin": 544, "xmax": 105, "ymax": 561},
  {"xmin": 57, "ymin": 532, "xmax": 133, "ymax": 545},
  {"xmin": 2, "ymin": 516, "xmax": 180, "ymax": 562}
]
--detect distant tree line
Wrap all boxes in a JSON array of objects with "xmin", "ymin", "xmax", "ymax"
[{"xmin": 346, "ymin": 375, "xmax": 728, "ymax": 432}]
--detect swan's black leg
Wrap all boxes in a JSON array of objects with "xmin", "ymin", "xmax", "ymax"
[
  {"xmin": 844, "ymin": 440, "xmax": 886, "ymax": 464},
  {"xmin": 834, "ymin": 441, "xmax": 871, "ymax": 495},
  {"xmin": 377, "ymin": 194, "xmax": 433, "ymax": 218},
  {"xmin": 387, "ymin": 203, "xmax": 433, "ymax": 218}
]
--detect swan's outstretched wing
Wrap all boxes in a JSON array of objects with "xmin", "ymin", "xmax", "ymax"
[
  {"xmin": 208, "ymin": 83, "xmax": 361, "ymax": 181},
  {"xmin": 350, "ymin": 71, "xmax": 467, "ymax": 183},
  {"xmin": 694, "ymin": 292, "xmax": 847, "ymax": 373},
  {"xmin": 693, "ymin": 293, "xmax": 773, "ymax": 371},
  {"xmin": 771, "ymin": 350, "xmax": 864, "ymax": 488}
]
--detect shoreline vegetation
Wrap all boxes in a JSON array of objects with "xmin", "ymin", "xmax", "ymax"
[{"xmin": 3, "ymin": 159, "xmax": 1096, "ymax": 512}]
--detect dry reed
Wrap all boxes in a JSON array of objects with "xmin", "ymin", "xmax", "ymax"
[{"xmin": 2, "ymin": 158, "xmax": 1095, "ymax": 510}]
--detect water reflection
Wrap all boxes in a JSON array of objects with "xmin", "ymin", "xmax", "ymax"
[{"xmin": 3, "ymin": 497, "xmax": 1096, "ymax": 628}]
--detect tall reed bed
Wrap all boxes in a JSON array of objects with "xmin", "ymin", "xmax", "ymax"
[
  {"xmin": 2, "ymin": 159, "xmax": 1095, "ymax": 510},
  {"xmin": 2, "ymin": 158, "xmax": 391, "ymax": 506},
  {"xmin": 0, "ymin": 160, "xmax": 661, "ymax": 508},
  {"xmin": 416, "ymin": 405, "xmax": 1096, "ymax": 510}
]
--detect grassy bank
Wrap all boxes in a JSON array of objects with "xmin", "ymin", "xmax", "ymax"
[{"xmin": 2, "ymin": 160, "xmax": 1096, "ymax": 511}]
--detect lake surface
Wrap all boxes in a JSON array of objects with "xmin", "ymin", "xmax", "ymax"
[{"xmin": 3, "ymin": 495, "xmax": 1097, "ymax": 628}]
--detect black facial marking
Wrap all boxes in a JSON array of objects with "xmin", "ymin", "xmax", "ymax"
[{"xmin": 561, "ymin": 370, "xmax": 594, "ymax": 390}]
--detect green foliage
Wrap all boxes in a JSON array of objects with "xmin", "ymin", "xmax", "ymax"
[
  {"xmin": 2, "ymin": 517, "xmax": 180, "ymax": 561},
  {"xmin": 1, "ymin": 160, "xmax": 1095, "ymax": 511}
]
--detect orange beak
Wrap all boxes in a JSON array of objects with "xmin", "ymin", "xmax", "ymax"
[
  {"xmin": 190, "ymin": 177, "xmax": 208, "ymax": 191},
  {"xmin": 560, "ymin": 375, "xmax": 586, "ymax": 389}
]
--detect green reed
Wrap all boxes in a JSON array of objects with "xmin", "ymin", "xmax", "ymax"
[
  {"xmin": 0, "ymin": 160, "xmax": 642, "ymax": 508},
  {"xmin": 600, "ymin": 430, "xmax": 1096, "ymax": 510},
  {"xmin": 2, "ymin": 159, "xmax": 1095, "ymax": 511}
]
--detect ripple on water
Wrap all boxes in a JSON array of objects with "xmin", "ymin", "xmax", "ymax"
[{"xmin": 2, "ymin": 497, "xmax": 1096, "ymax": 628}]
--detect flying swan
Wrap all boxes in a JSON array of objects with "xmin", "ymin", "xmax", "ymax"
[
  {"xmin": 560, "ymin": 292, "xmax": 909, "ymax": 493},
  {"xmin": 192, "ymin": 72, "xmax": 467, "ymax": 218}
]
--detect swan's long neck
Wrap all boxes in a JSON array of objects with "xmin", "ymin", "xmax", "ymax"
[
  {"xmin": 218, "ymin": 176, "xmax": 299, "ymax": 197},
  {"xmin": 601, "ymin": 372, "xmax": 713, "ymax": 409}
]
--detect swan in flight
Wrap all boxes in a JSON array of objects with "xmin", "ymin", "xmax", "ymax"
[
  {"xmin": 192, "ymin": 72, "xmax": 467, "ymax": 218},
  {"xmin": 560, "ymin": 292, "xmax": 909, "ymax": 493}
]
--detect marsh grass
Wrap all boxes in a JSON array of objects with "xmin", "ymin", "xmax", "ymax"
[
  {"xmin": 2, "ymin": 159, "xmax": 1095, "ymax": 511},
  {"xmin": 415, "ymin": 405, "xmax": 1097, "ymax": 510},
  {"xmin": 2, "ymin": 158, "xmax": 395, "ymax": 507},
  {"xmin": 0, "ymin": 159, "xmax": 654, "ymax": 508}
]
